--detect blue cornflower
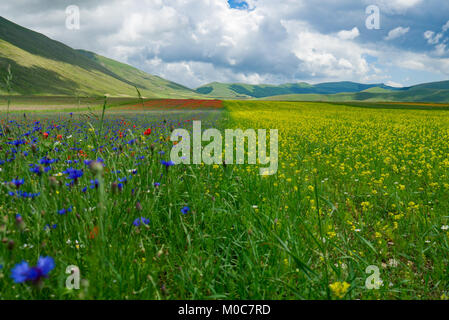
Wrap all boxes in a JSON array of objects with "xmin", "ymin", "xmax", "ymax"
[
  {"xmin": 11, "ymin": 256, "xmax": 55, "ymax": 284},
  {"xmin": 16, "ymin": 190, "xmax": 40, "ymax": 199},
  {"xmin": 29, "ymin": 165, "xmax": 43, "ymax": 175},
  {"xmin": 44, "ymin": 224, "xmax": 57, "ymax": 231},
  {"xmin": 58, "ymin": 207, "xmax": 72, "ymax": 215},
  {"xmin": 118, "ymin": 177, "xmax": 128, "ymax": 183},
  {"xmin": 90, "ymin": 179, "xmax": 99, "ymax": 189},
  {"xmin": 181, "ymin": 206, "xmax": 190, "ymax": 215},
  {"xmin": 11, "ymin": 178, "xmax": 24, "ymax": 188},
  {"xmin": 154, "ymin": 182, "xmax": 160, "ymax": 187},
  {"xmin": 161, "ymin": 160, "xmax": 175, "ymax": 169},
  {"xmin": 39, "ymin": 157, "xmax": 57, "ymax": 165},
  {"xmin": 11, "ymin": 261, "xmax": 31, "ymax": 283},
  {"xmin": 9, "ymin": 139, "xmax": 27, "ymax": 146},
  {"xmin": 30, "ymin": 257, "xmax": 55, "ymax": 281},
  {"xmin": 63, "ymin": 168, "xmax": 84, "ymax": 182},
  {"xmin": 133, "ymin": 217, "xmax": 150, "ymax": 227}
]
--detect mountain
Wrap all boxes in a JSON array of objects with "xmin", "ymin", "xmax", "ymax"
[
  {"xmin": 262, "ymin": 86, "xmax": 449, "ymax": 103},
  {"xmin": 0, "ymin": 17, "xmax": 199, "ymax": 98},
  {"xmin": 196, "ymin": 80, "xmax": 449, "ymax": 102},
  {"xmin": 195, "ymin": 81, "xmax": 399, "ymax": 99}
]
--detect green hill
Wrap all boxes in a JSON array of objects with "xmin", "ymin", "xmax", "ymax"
[
  {"xmin": 196, "ymin": 80, "xmax": 449, "ymax": 102},
  {"xmin": 262, "ymin": 87, "xmax": 449, "ymax": 103},
  {"xmin": 195, "ymin": 82, "xmax": 251, "ymax": 98},
  {"xmin": 195, "ymin": 81, "xmax": 398, "ymax": 98},
  {"xmin": 0, "ymin": 16, "xmax": 200, "ymax": 98},
  {"xmin": 409, "ymin": 80, "xmax": 449, "ymax": 90}
]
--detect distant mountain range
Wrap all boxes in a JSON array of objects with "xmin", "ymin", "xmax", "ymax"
[
  {"xmin": 195, "ymin": 81, "xmax": 449, "ymax": 102},
  {"xmin": 195, "ymin": 81, "xmax": 401, "ymax": 98},
  {"xmin": 0, "ymin": 16, "xmax": 448, "ymax": 103}
]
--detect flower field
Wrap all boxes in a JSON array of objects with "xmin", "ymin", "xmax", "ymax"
[
  {"xmin": 1, "ymin": 100, "xmax": 449, "ymax": 299},
  {"xmin": 120, "ymin": 99, "xmax": 223, "ymax": 111}
]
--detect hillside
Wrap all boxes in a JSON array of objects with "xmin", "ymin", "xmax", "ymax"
[
  {"xmin": 0, "ymin": 17, "xmax": 199, "ymax": 98},
  {"xmin": 195, "ymin": 81, "xmax": 399, "ymax": 99},
  {"xmin": 262, "ymin": 87, "xmax": 449, "ymax": 103},
  {"xmin": 196, "ymin": 79, "xmax": 449, "ymax": 102}
]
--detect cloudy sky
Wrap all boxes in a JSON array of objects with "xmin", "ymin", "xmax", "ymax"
[{"xmin": 1, "ymin": 0, "xmax": 449, "ymax": 88}]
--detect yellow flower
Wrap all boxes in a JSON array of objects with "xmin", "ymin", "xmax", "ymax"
[{"xmin": 329, "ymin": 281, "xmax": 350, "ymax": 299}]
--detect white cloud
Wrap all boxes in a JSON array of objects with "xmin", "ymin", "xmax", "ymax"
[
  {"xmin": 365, "ymin": 0, "xmax": 423, "ymax": 14},
  {"xmin": 337, "ymin": 27, "xmax": 360, "ymax": 41},
  {"xmin": 385, "ymin": 81, "xmax": 404, "ymax": 88},
  {"xmin": 443, "ymin": 20, "xmax": 449, "ymax": 32},
  {"xmin": 435, "ymin": 44, "xmax": 447, "ymax": 56},
  {"xmin": 424, "ymin": 31, "xmax": 443, "ymax": 45},
  {"xmin": 380, "ymin": 49, "xmax": 449, "ymax": 76},
  {"xmin": 385, "ymin": 27, "xmax": 410, "ymax": 41},
  {"xmin": 282, "ymin": 20, "xmax": 371, "ymax": 79},
  {"xmin": 420, "ymin": 20, "xmax": 449, "ymax": 57}
]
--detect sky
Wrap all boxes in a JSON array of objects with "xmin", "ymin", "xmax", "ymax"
[{"xmin": 1, "ymin": 0, "xmax": 449, "ymax": 88}]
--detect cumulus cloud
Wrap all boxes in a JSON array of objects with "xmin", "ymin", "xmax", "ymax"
[
  {"xmin": 385, "ymin": 80, "xmax": 404, "ymax": 88},
  {"xmin": 385, "ymin": 27, "xmax": 410, "ymax": 41},
  {"xmin": 283, "ymin": 21, "xmax": 370, "ymax": 79},
  {"xmin": 337, "ymin": 27, "xmax": 360, "ymax": 41}
]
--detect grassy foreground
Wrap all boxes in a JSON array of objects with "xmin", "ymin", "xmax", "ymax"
[{"xmin": 0, "ymin": 101, "xmax": 448, "ymax": 299}]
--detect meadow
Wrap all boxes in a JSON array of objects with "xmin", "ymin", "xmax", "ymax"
[{"xmin": 0, "ymin": 100, "xmax": 449, "ymax": 300}]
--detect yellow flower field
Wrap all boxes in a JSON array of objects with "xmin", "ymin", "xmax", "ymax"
[{"xmin": 224, "ymin": 100, "xmax": 449, "ymax": 299}]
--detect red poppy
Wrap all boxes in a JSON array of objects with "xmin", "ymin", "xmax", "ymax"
[
  {"xmin": 43, "ymin": 132, "xmax": 49, "ymax": 139},
  {"xmin": 144, "ymin": 128, "xmax": 152, "ymax": 136},
  {"xmin": 57, "ymin": 135, "xmax": 63, "ymax": 140},
  {"xmin": 89, "ymin": 226, "xmax": 99, "ymax": 239}
]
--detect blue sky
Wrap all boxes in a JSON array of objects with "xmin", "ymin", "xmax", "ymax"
[
  {"xmin": 227, "ymin": 0, "xmax": 249, "ymax": 10},
  {"xmin": 0, "ymin": 0, "xmax": 448, "ymax": 88}
]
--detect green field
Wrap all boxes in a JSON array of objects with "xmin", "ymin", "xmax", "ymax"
[{"xmin": 1, "ymin": 100, "xmax": 449, "ymax": 300}]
